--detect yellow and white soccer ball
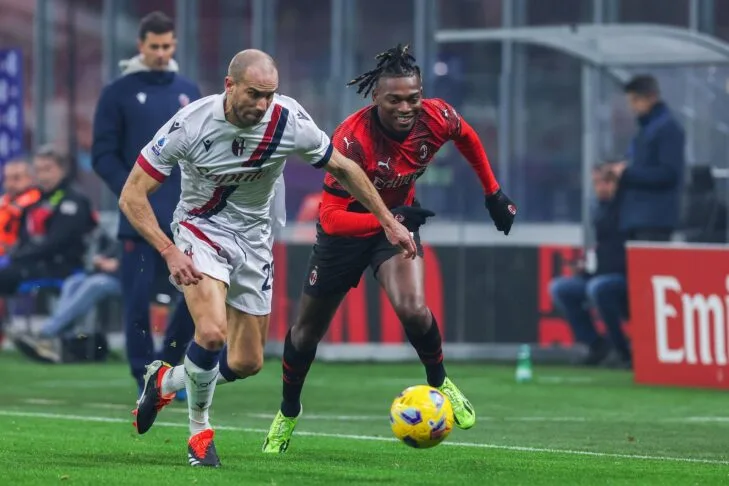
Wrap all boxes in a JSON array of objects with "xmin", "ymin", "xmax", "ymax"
[{"xmin": 390, "ymin": 385, "xmax": 454, "ymax": 448}]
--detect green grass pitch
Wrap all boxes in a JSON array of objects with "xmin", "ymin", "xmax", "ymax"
[{"xmin": 0, "ymin": 353, "xmax": 727, "ymax": 485}]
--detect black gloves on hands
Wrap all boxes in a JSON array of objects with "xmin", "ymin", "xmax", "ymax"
[
  {"xmin": 391, "ymin": 206, "xmax": 436, "ymax": 232},
  {"xmin": 485, "ymin": 189, "xmax": 517, "ymax": 235}
]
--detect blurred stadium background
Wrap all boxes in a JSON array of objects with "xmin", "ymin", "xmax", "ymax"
[
  {"xmin": 2, "ymin": 0, "xmax": 729, "ymax": 364},
  {"xmin": 5, "ymin": 2, "xmax": 729, "ymax": 483}
]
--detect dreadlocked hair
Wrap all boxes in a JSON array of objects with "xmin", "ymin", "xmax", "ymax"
[{"xmin": 347, "ymin": 44, "xmax": 421, "ymax": 98}]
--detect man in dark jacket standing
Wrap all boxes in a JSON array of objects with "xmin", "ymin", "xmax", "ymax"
[
  {"xmin": 91, "ymin": 11, "xmax": 201, "ymax": 394},
  {"xmin": 550, "ymin": 164, "xmax": 631, "ymax": 368},
  {"xmin": 611, "ymin": 75, "xmax": 686, "ymax": 241}
]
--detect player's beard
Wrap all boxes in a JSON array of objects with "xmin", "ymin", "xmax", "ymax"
[{"xmin": 234, "ymin": 107, "xmax": 264, "ymax": 128}]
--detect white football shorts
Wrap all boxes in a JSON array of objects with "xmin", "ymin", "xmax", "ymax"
[{"xmin": 170, "ymin": 217, "xmax": 274, "ymax": 316}]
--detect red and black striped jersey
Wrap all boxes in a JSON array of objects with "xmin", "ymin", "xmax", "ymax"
[
  {"xmin": 319, "ymin": 98, "xmax": 499, "ymax": 238},
  {"xmin": 323, "ymin": 98, "xmax": 461, "ymax": 211}
]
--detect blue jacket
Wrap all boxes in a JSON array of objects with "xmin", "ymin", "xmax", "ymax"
[
  {"xmin": 618, "ymin": 102, "xmax": 685, "ymax": 233},
  {"xmin": 91, "ymin": 56, "xmax": 201, "ymax": 239},
  {"xmin": 593, "ymin": 199, "xmax": 626, "ymax": 276}
]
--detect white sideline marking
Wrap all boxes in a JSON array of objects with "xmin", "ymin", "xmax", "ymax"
[
  {"xmin": 22, "ymin": 399, "xmax": 729, "ymax": 425},
  {"xmin": 0, "ymin": 410, "xmax": 727, "ymax": 466},
  {"xmin": 23, "ymin": 398, "xmax": 66, "ymax": 405},
  {"xmin": 536, "ymin": 376, "xmax": 595, "ymax": 384},
  {"xmin": 23, "ymin": 399, "xmax": 592, "ymax": 422},
  {"xmin": 681, "ymin": 417, "xmax": 729, "ymax": 423}
]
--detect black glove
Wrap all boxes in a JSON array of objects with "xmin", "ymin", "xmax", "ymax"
[
  {"xmin": 391, "ymin": 205, "xmax": 436, "ymax": 232},
  {"xmin": 485, "ymin": 189, "xmax": 517, "ymax": 235}
]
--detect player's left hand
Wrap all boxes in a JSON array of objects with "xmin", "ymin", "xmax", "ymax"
[
  {"xmin": 383, "ymin": 218, "xmax": 417, "ymax": 259},
  {"xmin": 391, "ymin": 206, "xmax": 436, "ymax": 232},
  {"xmin": 485, "ymin": 189, "xmax": 517, "ymax": 235}
]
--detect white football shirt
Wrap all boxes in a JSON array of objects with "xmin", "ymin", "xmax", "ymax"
[{"xmin": 138, "ymin": 92, "xmax": 331, "ymax": 231}]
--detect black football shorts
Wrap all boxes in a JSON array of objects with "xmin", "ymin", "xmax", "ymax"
[{"xmin": 302, "ymin": 225, "xmax": 424, "ymax": 297}]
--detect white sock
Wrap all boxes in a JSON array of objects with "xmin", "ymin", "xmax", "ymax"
[
  {"xmin": 161, "ymin": 365, "xmax": 186, "ymax": 396},
  {"xmin": 162, "ymin": 364, "xmax": 231, "ymax": 395},
  {"xmin": 184, "ymin": 356, "xmax": 219, "ymax": 436}
]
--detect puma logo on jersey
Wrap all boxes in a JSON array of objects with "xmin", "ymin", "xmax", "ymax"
[
  {"xmin": 377, "ymin": 158, "xmax": 391, "ymax": 170},
  {"xmin": 343, "ymin": 137, "xmax": 354, "ymax": 150}
]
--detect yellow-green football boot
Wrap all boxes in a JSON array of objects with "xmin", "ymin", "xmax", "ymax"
[
  {"xmin": 438, "ymin": 377, "xmax": 476, "ymax": 429},
  {"xmin": 262, "ymin": 407, "xmax": 301, "ymax": 453}
]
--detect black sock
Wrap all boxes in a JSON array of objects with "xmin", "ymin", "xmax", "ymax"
[
  {"xmin": 280, "ymin": 329, "xmax": 317, "ymax": 417},
  {"xmin": 405, "ymin": 313, "xmax": 446, "ymax": 387}
]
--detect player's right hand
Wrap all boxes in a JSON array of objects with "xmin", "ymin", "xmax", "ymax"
[
  {"xmin": 162, "ymin": 246, "xmax": 204, "ymax": 286},
  {"xmin": 383, "ymin": 218, "xmax": 417, "ymax": 259},
  {"xmin": 391, "ymin": 206, "xmax": 436, "ymax": 232},
  {"xmin": 485, "ymin": 189, "xmax": 517, "ymax": 235}
]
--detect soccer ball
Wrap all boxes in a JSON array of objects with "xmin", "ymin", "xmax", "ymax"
[{"xmin": 389, "ymin": 385, "xmax": 454, "ymax": 449}]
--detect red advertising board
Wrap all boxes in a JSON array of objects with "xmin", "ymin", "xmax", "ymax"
[{"xmin": 628, "ymin": 243, "xmax": 729, "ymax": 389}]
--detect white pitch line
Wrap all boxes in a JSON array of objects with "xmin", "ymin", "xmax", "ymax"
[
  {"xmin": 22, "ymin": 399, "xmax": 592, "ymax": 422},
  {"xmin": 679, "ymin": 417, "xmax": 729, "ymax": 423},
  {"xmin": 17, "ymin": 399, "xmax": 721, "ymax": 424},
  {"xmin": 0, "ymin": 410, "xmax": 727, "ymax": 466},
  {"xmin": 22, "ymin": 398, "xmax": 66, "ymax": 405}
]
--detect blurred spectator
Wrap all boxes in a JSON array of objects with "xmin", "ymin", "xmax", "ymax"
[
  {"xmin": 91, "ymin": 11, "xmax": 201, "ymax": 393},
  {"xmin": 549, "ymin": 164, "xmax": 631, "ymax": 368},
  {"xmin": 12, "ymin": 232, "xmax": 121, "ymax": 363},
  {"xmin": 611, "ymin": 75, "xmax": 686, "ymax": 241},
  {"xmin": 0, "ymin": 159, "xmax": 41, "ymax": 256},
  {"xmin": 0, "ymin": 147, "xmax": 95, "ymax": 293}
]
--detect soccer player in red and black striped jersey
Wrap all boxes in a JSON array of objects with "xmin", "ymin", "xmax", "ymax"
[{"xmin": 262, "ymin": 45, "xmax": 517, "ymax": 453}]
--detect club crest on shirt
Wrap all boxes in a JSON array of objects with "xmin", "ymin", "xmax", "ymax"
[
  {"xmin": 419, "ymin": 143, "xmax": 429, "ymax": 161},
  {"xmin": 232, "ymin": 136, "xmax": 246, "ymax": 157}
]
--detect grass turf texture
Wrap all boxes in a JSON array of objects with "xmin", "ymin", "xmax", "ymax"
[{"xmin": 0, "ymin": 353, "xmax": 727, "ymax": 485}]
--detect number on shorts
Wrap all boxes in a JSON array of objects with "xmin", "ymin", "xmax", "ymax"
[{"xmin": 262, "ymin": 262, "xmax": 273, "ymax": 291}]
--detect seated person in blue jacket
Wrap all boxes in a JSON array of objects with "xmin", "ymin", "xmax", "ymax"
[
  {"xmin": 549, "ymin": 163, "xmax": 631, "ymax": 368},
  {"xmin": 0, "ymin": 146, "xmax": 95, "ymax": 295},
  {"xmin": 12, "ymin": 232, "xmax": 122, "ymax": 363}
]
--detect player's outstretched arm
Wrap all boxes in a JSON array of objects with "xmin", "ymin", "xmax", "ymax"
[
  {"xmin": 119, "ymin": 164, "xmax": 203, "ymax": 286},
  {"xmin": 452, "ymin": 118, "xmax": 517, "ymax": 235},
  {"xmin": 324, "ymin": 148, "xmax": 416, "ymax": 258}
]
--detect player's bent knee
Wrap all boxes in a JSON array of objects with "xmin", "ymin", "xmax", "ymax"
[
  {"xmin": 228, "ymin": 355, "xmax": 263, "ymax": 378},
  {"xmin": 392, "ymin": 296, "xmax": 429, "ymax": 325},
  {"xmin": 290, "ymin": 323, "xmax": 323, "ymax": 351}
]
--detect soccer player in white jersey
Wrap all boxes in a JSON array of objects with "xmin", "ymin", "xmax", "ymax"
[{"xmin": 119, "ymin": 49, "xmax": 416, "ymax": 467}]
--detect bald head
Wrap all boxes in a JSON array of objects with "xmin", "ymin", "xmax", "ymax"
[
  {"xmin": 224, "ymin": 49, "xmax": 279, "ymax": 128},
  {"xmin": 228, "ymin": 49, "xmax": 277, "ymax": 83}
]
